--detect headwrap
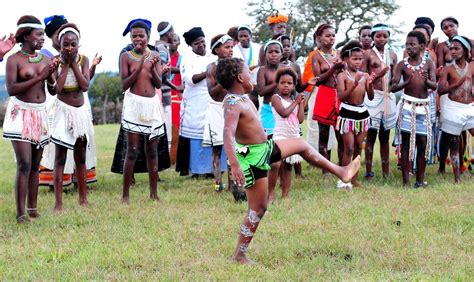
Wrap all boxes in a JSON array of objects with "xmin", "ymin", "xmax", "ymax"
[
  {"xmin": 183, "ymin": 27, "xmax": 205, "ymax": 46},
  {"xmin": 264, "ymin": 40, "xmax": 283, "ymax": 52},
  {"xmin": 122, "ymin": 19, "xmax": 152, "ymax": 37},
  {"xmin": 266, "ymin": 13, "xmax": 288, "ymax": 25},
  {"xmin": 211, "ymin": 35, "xmax": 233, "ymax": 51},
  {"xmin": 44, "ymin": 15, "xmax": 68, "ymax": 38},
  {"xmin": 58, "ymin": 27, "xmax": 81, "ymax": 41},
  {"xmin": 158, "ymin": 22, "xmax": 173, "ymax": 36},
  {"xmin": 415, "ymin": 17, "xmax": 435, "ymax": 32},
  {"xmin": 237, "ymin": 24, "xmax": 252, "ymax": 34},
  {"xmin": 452, "ymin": 36, "xmax": 472, "ymax": 53}
]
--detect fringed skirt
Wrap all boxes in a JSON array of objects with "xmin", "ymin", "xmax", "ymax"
[
  {"xmin": 3, "ymin": 97, "xmax": 49, "ymax": 147},
  {"xmin": 336, "ymin": 102, "xmax": 370, "ymax": 135}
]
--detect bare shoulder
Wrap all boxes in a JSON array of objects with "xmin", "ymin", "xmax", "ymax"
[
  {"xmin": 224, "ymin": 94, "xmax": 246, "ymax": 107},
  {"xmin": 469, "ymin": 61, "xmax": 474, "ymax": 72}
]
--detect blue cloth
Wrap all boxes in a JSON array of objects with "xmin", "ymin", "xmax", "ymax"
[
  {"xmin": 189, "ymin": 138, "xmax": 227, "ymax": 174},
  {"xmin": 399, "ymin": 109, "xmax": 428, "ymax": 136},
  {"xmin": 260, "ymin": 103, "xmax": 275, "ymax": 136}
]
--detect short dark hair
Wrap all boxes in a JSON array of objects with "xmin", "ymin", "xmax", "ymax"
[
  {"xmin": 131, "ymin": 21, "xmax": 150, "ymax": 36},
  {"xmin": 275, "ymin": 67, "xmax": 297, "ymax": 85},
  {"xmin": 340, "ymin": 40, "xmax": 363, "ymax": 59},
  {"xmin": 407, "ymin": 30, "xmax": 426, "ymax": 45},
  {"xmin": 216, "ymin": 58, "xmax": 244, "ymax": 90},
  {"xmin": 227, "ymin": 26, "xmax": 238, "ymax": 41},
  {"xmin": 413, "ymin": 24, "xmax": 430, "ymax": 36},
  {"xmin": 414, "ymin": 17, "xmax": 435, "ymax": 33},
  {"xmin": 441, "ymin": 17, "xmax": 459, "ymax": 28},
  {"xmin": 358, "ymin": 25, "xmax": 372, "ymax": 36},
  {"xmin": 313, "ymin": 23, "xmax": 333, "ymax": 42}
]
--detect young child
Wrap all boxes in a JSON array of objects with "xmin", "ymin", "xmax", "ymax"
[
  {"xmin": 268, "ymin": 68, "xmax": 305, "ymax": 201},
  {"xmin": 217, "ymin": 57, "xmax": 361, "ymax": 265},
  {"xmin": 279, "ymin": 35, "xmax": 318, "ymax": 179},
  {"xmin": 256, "ymin": 40, "xmax": 284, "ymax": 137},
  {"xmin": 391, "ymin": 31, "xmax": 437, "ymax": 188},
  {"xmin": 437, "ymin": 36, "xmax": 474, "ymax": 184},
  {"xmin": 336, "ymin": 41, "xmax": 375, "ymax": 188}
]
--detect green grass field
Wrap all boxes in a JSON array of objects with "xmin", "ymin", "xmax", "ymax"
[{"xmin": 0, "ymin": 124, "xmax": 472, "ymax": 280}]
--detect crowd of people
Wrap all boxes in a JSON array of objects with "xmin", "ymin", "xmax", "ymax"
[{"xmin": 1, "ymin": 12, "xmax": 473, "ymax": 264}]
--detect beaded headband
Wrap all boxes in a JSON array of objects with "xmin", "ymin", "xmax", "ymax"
[
  {"xmin": 158, "ymin": 23, "xmax": 172, "ymax": 36},
  {"xmin": 211, "ymin": 35, "xmax": 233, "ymax": 51},
  {"xmin": 58, "ymin": 27, "xmax": 81, "ymax": 41},
  {"xmin": 371, "ymin": 25, "xmax": 390, "ymax": 34},
  {"xmin": 264, "ymin": 40, "xmax": 283, "ymax": 52},
  {"xmin": 237, "ymin": 24, "xmax": 252, "ymax": 34},
  {"xmin": 17, "ymin": 23, "xmax": 44, "ymax": 30},
  {"xmin": 452, "ymin": 36, "xmax": 472, "ymax": 52}
]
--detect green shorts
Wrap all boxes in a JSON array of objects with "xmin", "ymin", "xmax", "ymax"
[{"xmin": 236, "ymin": 139, "xmax": 281, "ymax": 189}]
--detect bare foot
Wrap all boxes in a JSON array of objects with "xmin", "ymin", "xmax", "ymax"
[
  {"xmin": 352, "ymin": 180, "xmax": 362, "ymax": 188},
  {"xmin": 232, "ymin": 254, "xmax": 256, "ymax": 265},
  {"xmin": 53, "ymin": 205, "xmax": 63, "ymax": 214},
  {"xmin": 267, "ymin": 193, "xmax": 275, "ymax": 205},
  {"xmin": 150, "ymin": 194, "xmax": 160, "ymax": 201},
  {"xmin": 341, "ymin": 156, "xmax": 361, "ymax": 183},
  {"xmin": 454, "ymin": 179, "xmax": 461, "ymax": 185},
  {"xmin": 79, "ymin": 199, "xmax": 89, "ymax": 206},
  {"xmin": 295, "ymin": 174, "xmax": 305, "ymax": 179},
  {"xmin": 121, "ymin": 197, "xmax": 130, "ymax": 204}
]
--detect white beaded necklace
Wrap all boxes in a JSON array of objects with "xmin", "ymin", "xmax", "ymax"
[{"xmin": 403, "ymin": 55, "xmax": 426, "ymax": 72}]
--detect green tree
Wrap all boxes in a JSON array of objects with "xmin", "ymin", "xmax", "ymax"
[
  {"xmin": 247, "ymin": 0, "xmax": 399, "ymax": 58},
  {"xmin": 88, "ymin": 72, "xmax": 122, "ymax": 124}
]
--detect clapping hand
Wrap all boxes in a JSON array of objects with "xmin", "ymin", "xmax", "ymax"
[{"xmin": 0, "ymin": 34, "xmax": 16, "ymax": 58}]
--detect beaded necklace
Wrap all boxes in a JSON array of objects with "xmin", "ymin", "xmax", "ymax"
[
  {"xmin": 453, "ymin": 61, "xmax": 471, "ymax": 94},
  {"xmin": 318, "ymin": 47, "xmax": 337, "ymax": 64},
  {"xmin": 318, "ymin": 47, "xmax": 338, "ymax": 82},
  {"xmin": 129, "ymin": 48, "xmax": 152, "ymax": 62},
  {"xmin": 18, "ymin": 50, "xmax": 43, "ymax": 63},
  {"xmin": 403, "ymin": 55, "xmax": 426, "ymax": 72}
]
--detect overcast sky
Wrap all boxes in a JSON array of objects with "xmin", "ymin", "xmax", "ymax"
[{"xmin": 1, "ymin": 0, "xmax": 473, "ymax": 75}]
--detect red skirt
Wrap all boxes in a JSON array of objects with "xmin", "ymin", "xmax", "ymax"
[{"xmin": 312, "ymin": 84, "xmax": 340, "ymax": 126}]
